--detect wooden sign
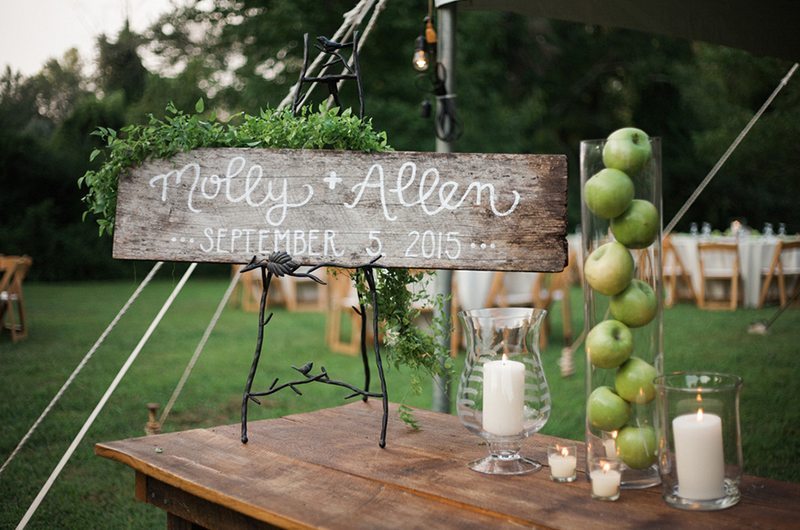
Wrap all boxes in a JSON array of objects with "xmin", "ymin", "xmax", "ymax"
[{"xmin": 113, "ymin": 148, "xmax": 567, "ymax": 271}]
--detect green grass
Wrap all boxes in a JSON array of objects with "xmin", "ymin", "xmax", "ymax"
[{"xmin": 1, "ymin": 273, "xmax": 798, "ymax": 528}]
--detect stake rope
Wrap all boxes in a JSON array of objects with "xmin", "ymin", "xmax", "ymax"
[
  {"xmin": 664, "ymin": 62, "xmax": 798, "ymax": 236},
  {"xmin": 0, "ymin": 261, "xmax": 164, "ymax": 478},
  {"xmin": 16, "ymin": 263, "xmax": 196, "ymax": 530},
  {"xmin": 158, "ymin": 268, "xmax": 243, "ymax": 427}
]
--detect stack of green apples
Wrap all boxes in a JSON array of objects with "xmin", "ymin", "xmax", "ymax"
[{"xmin": 583, "ymin": 128, "xmax": 660, "ymax": 471}]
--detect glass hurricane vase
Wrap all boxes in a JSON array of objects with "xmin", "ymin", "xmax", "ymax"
[
  {"xmin": 456, "ymin": 307, "xmax": 551, "ymax": 475},
  {"xmin": 580, "ymin": 136, "xmax": 663, "ymax": 489}
]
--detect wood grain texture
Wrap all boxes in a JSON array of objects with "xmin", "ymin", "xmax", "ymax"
[
  {"xmin": 96, "ymin": 402, "xmax": 800, "ymax": 530},
  {"xmin": 113, "ymin": 149, "xmax": 567, "ymax": 272}
]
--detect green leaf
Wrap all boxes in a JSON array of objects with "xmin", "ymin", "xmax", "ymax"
[
  {"xmin": 89, "ymin": 149, "xmax": 101, "ymax": 162},
  {"xmin": 195, "ymin": 98, "xmax": 205, "ymax": 113}
]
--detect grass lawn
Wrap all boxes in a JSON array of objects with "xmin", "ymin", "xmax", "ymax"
[{"xmin": 1, "ymin": 269, "xmax": 798, "ymax": 528}]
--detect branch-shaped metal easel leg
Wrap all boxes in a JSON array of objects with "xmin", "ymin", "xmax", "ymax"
[
  {"xmin": 363, "ymin": 266, "xmax": 388, "ymax": 448},
  {"xmin": 354, "ymin": 269, "xmax": 371, "ymax": 402},
  {"xmin": 241, "ymin": 267, "xmax": 273, "ymax": 444}
]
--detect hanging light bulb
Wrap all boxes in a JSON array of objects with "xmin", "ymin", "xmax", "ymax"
[
  {"xmin": 412, "ymin": 15, "xmax": 436, "ymax": 72},
  {"xmin": 412, "ymin": 35, "xmax": 430, "ymax": 71}
]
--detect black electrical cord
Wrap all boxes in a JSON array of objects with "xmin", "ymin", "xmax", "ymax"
[{"xmin": 418, "ymin": 62, "xmax": 461, "ymax": 142}]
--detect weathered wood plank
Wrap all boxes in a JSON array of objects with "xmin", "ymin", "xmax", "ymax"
[
  {"xmin": 96, "ymin": 402, "xmax": 800, "ymax": 530},
  {"xmin": 113, "ymin": 149, "xmax": 567, "ymax": 271}
]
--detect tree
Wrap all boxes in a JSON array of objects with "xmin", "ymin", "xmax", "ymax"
[{"xmin": 97, "ymin": 21, "xmax": 147, "ymax": 101}]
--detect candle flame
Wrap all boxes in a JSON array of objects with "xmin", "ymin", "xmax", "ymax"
[
  {"xmin": 602, "ymin": 462, "xmax": 610, "ymax": 473},
  {"xmin": 561, "ymin": 447, "xmax": 569, "ymax": 457},
  {"xmin": 697, "ymin": 407, "xmax": 704, "ymax": 421},
  {"xmin": 501, "ymin": 353, "xmax": 509, "ymax": 362},
  {"xmin": 696, "ymin": 391, "xmax": 703, "ymax": 403}
]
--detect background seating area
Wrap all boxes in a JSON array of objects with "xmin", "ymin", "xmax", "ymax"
[{"xmin": 0, "ymin": 255, "xmax": 32, "ymax": 342}]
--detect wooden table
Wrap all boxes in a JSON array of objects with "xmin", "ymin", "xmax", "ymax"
[{"xmin": 96, "ymin": 402, "xmax": 799, "ymax": 529}]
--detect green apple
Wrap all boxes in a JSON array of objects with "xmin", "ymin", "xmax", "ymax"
[
  {"xmin": 602, "ymin": 127, "xmax": 652, "ymax": 175},
  {"xmin": 617, "ymin": 425, "xmax": 657, "ymax": 469},
  {"xmin": 583, "ymin": 168, "xmax": 635, "ymax": 219},
  {"xmin": 586, "ymin": 320, "xmax": 633, "ymax": 369},
  {"xmin": 615, "ymin": 356, "xmax": 658, "ymax": 404},
  {"xmin": 609, "ymin": 279, "xmax": 657, "ymax": 328},
  {"xmin": 587, "ymin": 386, "xmax": 630, "ymax": 432},
  {"xmin": 584, "ymin": 241, "xmax": 634, "ymax": 296},
  {"xmin": 611, "ymin": 199, "xmax": 659, "ymax": 249}
]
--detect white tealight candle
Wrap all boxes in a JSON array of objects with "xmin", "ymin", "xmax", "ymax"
[
  {"xmin": 548, "ymin": 448, "xmax": 577, "ymax": 479},
  {"xmin": 590, "ymin": 462, "xmax": 621, "ymax": 499},
  {"xmin": 603, "ymin": 431, "xmax": 618, "ymax": 457},
  {"xmin": 673, "ymin": 408, "xmax": 725, "ymax": 500},
  {"xmin": 482, "ymin": 353, "xmax": 525, "ymax": 436}
]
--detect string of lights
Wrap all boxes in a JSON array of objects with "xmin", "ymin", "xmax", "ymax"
[{"xmin": 412, "ymin": 1, "xmax": 461, "ymax": 142}]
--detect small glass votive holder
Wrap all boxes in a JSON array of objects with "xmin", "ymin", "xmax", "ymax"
[
  {"xmin": 547, "ymin": 443, "xmax": 577, "ymax": 482},
  {"xmin": 590, "ymin": 459, "xmax": 621, "ymax": 501}
]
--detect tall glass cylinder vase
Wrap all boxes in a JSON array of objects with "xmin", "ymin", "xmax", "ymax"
[{"xmin": 580, "ymin": 134, "xmax": 663, "ymax": 489}]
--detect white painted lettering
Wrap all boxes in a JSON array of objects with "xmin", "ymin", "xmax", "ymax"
[
  {"xmin": 324, "ymin": 230, "xmax": 344, "ymax": 257},
  {"xmin": 200, "ymin": 227, "xmax": 214, "ymax": 252}
]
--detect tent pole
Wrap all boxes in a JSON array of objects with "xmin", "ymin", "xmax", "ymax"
[{"xmin": 432, "ymin": 2, "xmax": 457, "ymax": 414}]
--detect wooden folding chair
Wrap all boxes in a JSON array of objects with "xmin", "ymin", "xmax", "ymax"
[
  {"xmin": 280, "ymin": 276, "xmax": 328, "ymax": 312},
  {"xmin": 325, "ymin": 269, "xmax": 362, "ymax": 355},
  {"xmin": 697, "ymin": 242, "xmax": 740, "ymax": 310},
  {"xmin": 0, "ymin": 255, "xmax": 33, "ymax": 341},
  {"xmin": 758, "ymin": 239, "xmax": 800, "ymax": 307},
  {"xmin": 474, "ymin": 270, "xmax": 572, "ymax": 350},
  {"xmin": 662, "ymin": 235, "xmax": 697, "ymax": 307},
  {"xmin": 449, "ymin": 271, "xmax": 500, "ymax": 357},
  {"xmin": 232, "ymin": 266, "xmax": 327, "ymax": 313}
]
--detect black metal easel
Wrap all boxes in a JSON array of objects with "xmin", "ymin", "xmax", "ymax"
[{"xmin": 239, "ymin": 252, "xmax": 390, "ymax": 447}]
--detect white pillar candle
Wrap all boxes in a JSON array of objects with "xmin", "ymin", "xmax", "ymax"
[
  {"xmin": 548, "ymin": 450, "xmax": 577, "ymax": 478},
  {"xmin": 482, "ymin": 354, "xmax": 525, "ymax": 436},
  {"xmin": 590, "ymin": 464, "xmax": 621, "ymax": 498},
  {"xmin": 672, "ymin": 409, "xmax": 725, "ymax": 500}
]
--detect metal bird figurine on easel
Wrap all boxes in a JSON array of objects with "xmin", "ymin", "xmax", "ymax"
[{"xmin": 292, "ymin": 32, "xmax": 364, "ymax": 118}]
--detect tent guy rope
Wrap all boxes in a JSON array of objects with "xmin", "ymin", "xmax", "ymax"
[
  {"xmin": 158, "ymin": 268, "xmax": 243, "ymax": 427},
  {"xmin": 0, "ymin": 262, "xmax": 164, "ymax": 478},
  {"xmin": 664, "ymin": 62, "xmax": 798, "ymax": 236},
  {"xmin": 16, "ymin": 263, "xmax": 197, "ymax": 530}
]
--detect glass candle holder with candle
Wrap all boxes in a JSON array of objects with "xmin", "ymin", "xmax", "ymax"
[
  {"xmin": 548, "ymin": 443, "xmax": 578, "ymax": 482},
  {"xmin": 456, "ymin": 308, "xmax": 551, "ymax": 475},
  {"xmin": 655, "ymin": 372, "xmax": 743, "ymax": 510},
  {"xmin": 590, "ymin": 458, "xmax": 621, "ymax": 501}
]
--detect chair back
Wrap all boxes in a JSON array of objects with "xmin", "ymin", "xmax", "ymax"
[
  {"xmin": 0, "ymin": 255, "xmax": 33, "ymax": 341},
  {"xmin": 697, "ymin": 241, "xmax": 740, "ymax": 310},
  {"xmin": 778, "ymin": 240, "xmax": 800, "ymax": 274},
  {"xmin": 758, "ymin": 238, "xmax": 800, "ymax": 307}
]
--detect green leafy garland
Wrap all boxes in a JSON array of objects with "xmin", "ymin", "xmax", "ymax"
[{"xmin": 80, "ymin": 101, "xmax": 451, "ymax": 426}]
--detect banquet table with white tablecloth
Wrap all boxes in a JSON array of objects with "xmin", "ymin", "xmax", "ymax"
[{"xmin": 669, "ymin": 234, "xmax": 800, "ymax": 308}]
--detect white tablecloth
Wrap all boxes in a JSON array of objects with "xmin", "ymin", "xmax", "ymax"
[{"xmin": 670, "ymin": 234, "xmax": 800, "ymax": 307}]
